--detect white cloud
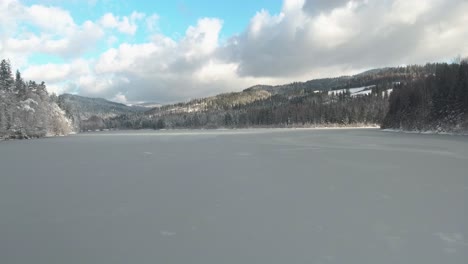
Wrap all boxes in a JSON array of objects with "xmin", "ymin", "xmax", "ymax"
[
  {"xmin": 2, "ymin": 21, "xmax": 103, "ymax": 59},
  {"xmin": 181, "ymin": 18, "xmax": 223, "ymax": 60},
  {"xmin": 0, "ymin": 0, "xmax": 25, "ymax": 32},
  {"xmin": 387, "ymin": 0, "xmax": 433, "ymax": 24},
  {"xmin": 193, "ymin": 60, "xmax": 238, "ymax": 83},
  {"xmin": 225, "ymin": 0, "xmax": 468, "ymax": 78},
  {"xmin": 88, "ymin": 18, "xmax": 229, "ymax": 101},
  {"xmin": 95, "ymin": 43, "xmax": 159, "ymax": 74},
  {"xmin": 248, "ymin": 10, "xmax": 284, "ymax": 38},
  {"xmin": 26, "ymin": 5, "xmax": 75, "ymax": 34},
  {"xmin": 146, "ymin": 14, "xmax": 160, "ymax": 32},
  {"xmin": 2, "ymin": 0, "xmax": 467, "ymax": 105},
  {"xmin": 78, "ymin": 74, "xmax": 122, "ymax": 95},
  {"xmin": 111, "ymin": 92, "xmax": 128, "ymax": 104},
  {"xmin": 310, "ymin": 2, "xmax": 359, "ymax": 48},
  {"xmin": 22, "ymin": 59, "xmax": 90, "ymax": 83},
  {"xmin": 0, "ymin": 1, "xmax": 104, "ymax": 62},
  {"xmin": 99, "ymin": 11, "xmax": 144, "ymax": 35},
  {"xmin": 95, "ymin": 17, "xmax": 223, "ymax": 78}
]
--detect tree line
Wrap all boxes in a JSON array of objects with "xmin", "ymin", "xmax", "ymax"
[
  {"xmin": 101, "ymin": 62, "xmax": 466, "ymax": 133},
  {"xmin": 382, "ymin": 62, "xmax": 468, "ymax": 132},
  {"xmin": 0, "ymin": 59, "xmax": 71, "ymax": 139},
  {"xmin": 102, "ymin": 85, "xmax": 391, "ymax": 130},
  {"xmin": 2, "ymin": 58, "xmax": 467, "ymax": 138}
]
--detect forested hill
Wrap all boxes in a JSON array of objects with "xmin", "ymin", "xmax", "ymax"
[
  {"xmin": 104, "ymin": 64, "xmax": 438, "ymax": 131},
  {"xmin": 0, "ymin": 59, "xmax": 71, "ymax": 139},
  {"xmin": 2, "ymin": 58, "xmax": 467, "ymax": 137},
  {"xmin": 57, "ymin": 94, "xmax": 147, "ymax": 131},
  {"xmin": 59, "ymin": 62, "xmax": 467, "ymax": 133},
  {"xmin": 242, "ymin": 67, "xmax": 403, "ymax": 96},
  {"xmin": 145, "ymin": 64, "xmax": 434, "ymax": 117},
  {"xmin": 382, "ymin": 62, "xmax": 468, "ymax": 132}
]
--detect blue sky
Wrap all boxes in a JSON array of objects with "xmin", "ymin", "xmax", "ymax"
[
  {"xmin": 21, "ymin": 0, "xmax": 282, "ymax": 64},
  {"xmin": 36, "ymin": 0, "xmax": 281, "ymax": 35},
  {"xmin": 1, "ymin": 0, "xmax": 467, "ymax": 103}
]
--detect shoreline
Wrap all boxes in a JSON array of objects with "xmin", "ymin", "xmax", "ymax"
[
  {"xmin": 5, "ymin": 126, "xmax": 468, "ymax": 140},
  {"xmin": 2, "ymin": 126, "xmax": 380, "ymax": 141},
  {"xmin": 382, "ymin": 128, "xmax": 468, "ymax": 136},
  {"xmin": 80, "ymin": 124, "xmax": 380, "ymax": 133},
  {"xmin": 74, "ymin": 126, "xmax": 381, "ymax": 137}
]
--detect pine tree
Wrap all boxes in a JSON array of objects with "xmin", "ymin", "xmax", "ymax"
[
  {"xmin": 15, "ymin": 70, "xmax": 22, "ymax": 90},
  {"xmin": 0, "ymin": 59, "xmax": 14, "ymax": 90}
]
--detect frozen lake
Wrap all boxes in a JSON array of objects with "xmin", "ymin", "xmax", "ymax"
[{"xmin": 0, "ymin": 128, "xmax": 467, "ymax": 264}]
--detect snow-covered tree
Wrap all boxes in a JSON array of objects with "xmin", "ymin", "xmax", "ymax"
[{"xmin": 0, "ymin": 59, "xmax": 73, "ymax": 139}]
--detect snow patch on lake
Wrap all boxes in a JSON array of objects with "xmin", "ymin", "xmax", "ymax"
[{"xmin": 160, "ymin": 231, "xmax": 176, "ymax": 237}]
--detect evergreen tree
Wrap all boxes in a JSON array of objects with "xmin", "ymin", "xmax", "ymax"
[
  {"xmin": 0, "ymin": 59, "xmax": 72, "ymax": 139},
  {"xmin": 0, "ymin": 59, "xmax": 14, "ymax": 90}
]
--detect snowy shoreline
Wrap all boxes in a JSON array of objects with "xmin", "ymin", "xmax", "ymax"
[
  {"xmin": 75, "ymin": 127, "xmax": 381, "ymax": 137},
  {"xmin": 5, "ymin": 126, "xmax": 468, "ymax": 140},
  {"xmin": 382, "ymin": 129, "xmax": 468, "ymax": 136}
]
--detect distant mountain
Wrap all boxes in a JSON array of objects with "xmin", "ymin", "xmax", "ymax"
[
  {"xmin": 146, "ymin": 65, "xmax": 420, "ymax": 117},
  {"xmin": 132, "ymin": 102, "xmax": 162, "ymax": 108},
  {"xmin": 57, "ymin": 63, "xmax": 467, "ymax": 132},
  {"xmin": 243, "ymin": 66, "xmax": 418, "ymax": 96},
  {"xmin": 146, "ymin": 89, "xmax": 271, "ymax": 116},
  {"xmin": 107, "ymin": 66, "xmax": 416, "ymax": 130},
  {"xmin": 4, "ymin": 58, "xmax": 466, "ymax": 138},
  {"xmin": 60, "ymin": 65, "xmax": 425, "ymax": 122},
  {"xmin": 58, "ymin": 94, "xmax": 146, "ymax": 116},
  {"xmin": 57, "ymin": 94, "xmax": 147, "ymax": 131}
]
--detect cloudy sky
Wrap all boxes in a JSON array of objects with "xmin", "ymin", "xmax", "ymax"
[{"xmin": 1, "ymin": 0, "xmax": 467, "ymax": 104}]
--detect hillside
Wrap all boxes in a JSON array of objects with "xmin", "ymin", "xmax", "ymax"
[
  {"xmin": 103, "ymin": 66, "xmax": 411, "ymax": 130},
  {"xmin": 57, "ymin": 94, "xmax": 146, "ymax": 131},
  {"xmin": 243, "ymin": 65, "xmax": 423, "ymax": 96},
  {"xmin": 4, "ymin": 59, "xmax": 464, "ymax": 136},
  {"xmin": 382, "ymin": 62, "xmax": 468, "ymax": 133},
  {"xmin": 103, "ymin": 62, "xmax": 467, "ymax": 131},
  {"xmin": 145, "ymin": 66, "xmax": 419, "ymax": 117},
  {"xmin": 146, "ymin": 89, "xmax": 271, "ymax": 116}
]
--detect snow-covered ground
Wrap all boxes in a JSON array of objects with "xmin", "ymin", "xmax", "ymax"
[
  {"xmin": 383, "ymin": 128, "xmax": 468, "ymax": 136},
  {"xmin": 328, "ymin": 85, "xmax": 377, "ymax": 97},
  {"xmin": 1, "ymin": 129, "xmax": 467, "ymax": 264}
]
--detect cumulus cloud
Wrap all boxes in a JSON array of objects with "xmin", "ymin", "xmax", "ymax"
[
  {"xmin": 2, "ymin": 21, "xmax": 103, "ymax": 60},
  {"xmin": 27, "ymin": 4, "xmax": 76, "ymax": 33},
  {"xmin": 303, "ymin": 0, "xmax": 350, "ymax": 15},
  {"xmin": 0, "ymin": 0, "xmax": 104, "ymax": 63},
  {"xmin": 224, "ymin": 0, "xmax": 468, "ymax": 78},
  {"xmin": 22, "ymin": 59, "xmax": 90, "ymax": 83},
  {"xmin": 88, "ymin": 18, "xmax": 232, "ymax": 102},
  {"xmin": 111, "ymin": 92, "xmax": 128, "ymax": 104},
  {"xmin": 2, "ymin": 0, "xmax": 468, "ymax": 104},
  {"xmin": 145, "ymin": 14, "xmax": 160, "ymax": 32},
  {"xmin": 100, "ymin": 11, "xmax": 144, "ymax": 35}
]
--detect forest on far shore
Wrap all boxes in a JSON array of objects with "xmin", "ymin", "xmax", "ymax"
[
  {"xmin": 1, "ymin": 58, "xmax": 468, "ymax": 140},
  {"xmin": 382, "ymin": 62, "xmax": 468, "ymax": 132}
]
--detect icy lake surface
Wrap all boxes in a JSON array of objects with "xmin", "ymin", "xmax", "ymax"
[{"xmin": 1, "ymin": 128, "xmax": 467, "ymax": 264}]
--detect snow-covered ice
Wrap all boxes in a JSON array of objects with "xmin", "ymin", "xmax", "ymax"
[{"xmin": 0, "ymin": 129, "xmax": 467, "ymax": 264}]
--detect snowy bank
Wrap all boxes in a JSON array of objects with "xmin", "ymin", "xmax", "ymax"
[{"xmin": 382, "ymin": 129, "xmax": 468, "ymax": 136}]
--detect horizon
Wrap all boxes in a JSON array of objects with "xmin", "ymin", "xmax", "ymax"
[
  {"xmin": 1, "ymin": 0, "xmax": 467, "ymax": 104},
  {"xmin": 60, "ymin": 62, "xmax": 457, "ymax": 106}
]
